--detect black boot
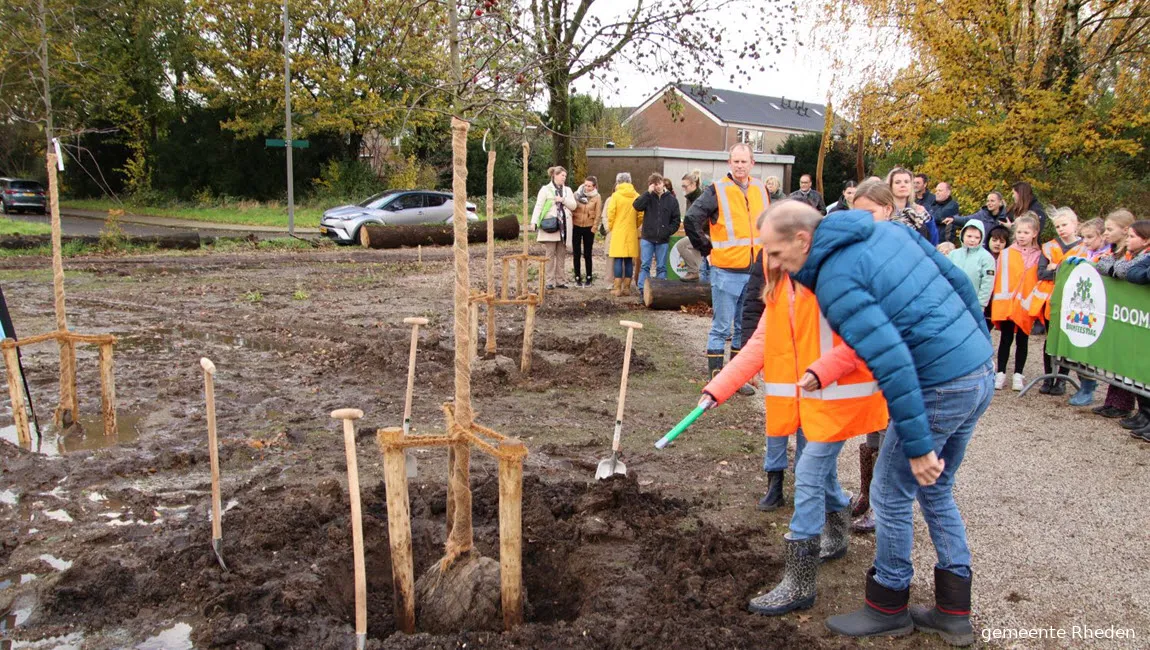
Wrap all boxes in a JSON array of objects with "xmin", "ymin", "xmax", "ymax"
[
  {"xmin": 706, "ymin": 352, "xmax": 724, "ymax": 380},
  {"xmin": 748, "ymin": 534, "xmax": 818, "ymax": 616},
  {"xmin": 1048, "ymin": 378, "xmax": 1067, "ymax": 396},
  {"xmin": 911, "ymin": 568, "xmax": 975, "ymax": 646},
  {"xmin": 1120, "ymin": 411, "xmax": 1149, "ymax": 430},
  {"xmin": 758, "ymin": 470, "xmax": 784, "ymax": 511},
  {"xmin": 1038, "ymin": 378, "xmax": 1054, "ymax": 394},
  {"xmin": 819, "ymin": 506, "xmax": 850, "ymax": 562},
  {"xmin": 825, "ymin": 568, "xmax": 914, "ymax": 638}
]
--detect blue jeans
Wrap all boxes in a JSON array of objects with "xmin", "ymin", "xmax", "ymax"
[
  {"xmin": 763, "ymin": 430, "xmax": 807, "ymax": 472},
  {"xmin": 871, "ymin": 361, "xmax": 994, "ymax": 590},
  {"xmin": 707, "ymin": 267, "xmax": 751, "ymax": 353},
  {"xmin": 639, "ymin": 240, "xmax": 669, "ymax": 291},
  {"xmin": 612, "ymin": 257, "xmax": 634, "ymax": 279},
  {"xmin": 790, "ymin": 439, "xmax": 851, "ymax": 540},
  {"xmin": 700, "ymin": 257, "xmax": 711, "ymax": 283}
]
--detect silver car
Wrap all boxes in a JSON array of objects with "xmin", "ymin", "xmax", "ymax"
[
  {"xmin": 320, "ymin": 190, "xmax": 478, "ymax": 244},
  {"xmin": 1, "ymin": 178, "xmax": 47, "ymax": 215}
]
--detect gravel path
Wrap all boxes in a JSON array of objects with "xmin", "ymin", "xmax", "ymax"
[{"xmin": 657, "ymin": 306, "xmax": 1150, "ymax": 648}]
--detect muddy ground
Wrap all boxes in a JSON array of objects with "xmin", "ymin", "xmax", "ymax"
[{"xmin": 0, "ymin": 242, "xmax": 1145, "ymax": 649}]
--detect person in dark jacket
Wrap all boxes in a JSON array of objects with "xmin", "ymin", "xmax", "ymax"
[
  {"xmin": 633, "ymin": 172, "xmax": 681, "ymax": 292},
  {"xmin": 913, "ymin": 173, "xmax": 935, "ymax": 213},
  {"xmin": 765, "ymin": 176, "xmax": 785, "ymax": 202},
  {"xmin": 826, "ymin": 181, "xmax": 857, "ymax": 214},
  {"xmin": 950, "ymin": 191, "xmax": 1010, "ymax": 250},
  {"xmin": 789, "ymin": 174, "xmax": 826, "ymax": 214},
  {"xmin": 929, "ymin": 182, "xmax": 960, "ymax": 243},
  {"xmin": 1009, "ymin": 181, "xmax": 1047, "ymax": 234},
  {"xmin": 760, "ymin": 203, "xmax": 993, "ymax": 646}
]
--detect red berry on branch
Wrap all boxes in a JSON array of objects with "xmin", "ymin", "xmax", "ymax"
[{"xmin": 475, "ymin": 8, "xmax": 483, "ymax": 15}]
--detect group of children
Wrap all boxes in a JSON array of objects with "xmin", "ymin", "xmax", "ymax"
[{"xmin": 940, "ymin": 207, "xmax": 1150, "ymax": 441}]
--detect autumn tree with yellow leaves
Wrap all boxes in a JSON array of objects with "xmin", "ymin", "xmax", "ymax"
[{"xmin": 827, "ymin": 0, "xmax": 1150, "ymax": 217}]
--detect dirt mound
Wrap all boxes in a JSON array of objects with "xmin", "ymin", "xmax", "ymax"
[
  {"xmin": 27, "ymin": 470, "xmax": 837, "ymax": 649},
  {"xmin": 472, "ymin": 333, "xmax": 654, "ymax": 395}
]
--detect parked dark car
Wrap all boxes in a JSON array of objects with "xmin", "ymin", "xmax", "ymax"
[
  {"xmin": 319, "ymin": 190, "xmax": 478, "ymax": 244},
  {"xmin": 0, "ymin": 178, "xmax": 47, "ymax": 215}
]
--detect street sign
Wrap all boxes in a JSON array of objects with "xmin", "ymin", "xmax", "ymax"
[{"xmin": 265, "ymin": 139, "xmax": 309, "ymax": 148}]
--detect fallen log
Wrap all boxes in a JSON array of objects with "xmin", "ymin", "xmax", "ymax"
[
  {"xmin": 360, "ymin": 215, "xmax": 519, "ymax": 249},
  {"xmin": 643, "ymin": 278, "xmax": 713, "ymax": 310},
  {"xmin": 0, "ymin": 232, "xmax": 201, "ymax": 250}
]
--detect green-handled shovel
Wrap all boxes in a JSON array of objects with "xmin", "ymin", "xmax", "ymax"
[{"xmin": 596, "ymin": 320, "xmax": 643, "ymax": 480}]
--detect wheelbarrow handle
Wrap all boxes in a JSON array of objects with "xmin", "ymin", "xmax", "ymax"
[{"xmin": 655, "ymin": 405, "xmax": 707, "ymax": 449}]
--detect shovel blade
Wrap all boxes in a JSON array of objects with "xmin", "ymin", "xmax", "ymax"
[
  {"xmin": 212, "ymin": 538, "xmax": 229, "ymax": 572},
  {"xmin": 595, "ymin": 455, "xmax": 626, "ymax": 480}
]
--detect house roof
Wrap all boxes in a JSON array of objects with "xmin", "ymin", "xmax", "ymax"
[{"xmin": 631, "ymin": 84, "xmax": 832, "ymax": 132}]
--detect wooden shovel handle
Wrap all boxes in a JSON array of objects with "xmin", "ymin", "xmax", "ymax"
[
  {"xmin": 200, "ymin": 357, "xmax": 216, "ymax": 375},
  {"xmin": 331, "ymin": 408, "xmax": 364, "ymax": 421},
  {"xmin": 614, "ymin": 323, "xmax": 639, "ymax": 428},
  {"xmin": 403, "ymin": 317, "xmax": 429, "ymax": 326}
]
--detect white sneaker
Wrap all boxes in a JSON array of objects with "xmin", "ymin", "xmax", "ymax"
[
  {"xmin": 1012, "ymin": 373, "xmax": 1024, "ymax": 391},
  {"xmin": 994, "ymin": 372, "xmax": 1006, "ymax": 390}
]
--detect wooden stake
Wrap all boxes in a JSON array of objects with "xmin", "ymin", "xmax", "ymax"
[
  {"xmin": 501, "ymin": 258, "xmax": 510, "ymax": 301},
  {"xmin": 401, "ymin": 317, "xmax": 428, "ymax": 436},
  {"xmin": 520, "ymin": 302, "xmax": 536, "ymax": 374},
  {"xmin": 47, "ymin": 153, "xmax": 76, "ymax": 427},
  {"xmin": 469, "ymin": 301, "xmax": 479, "ymax": 363},
  {"xmin": 99, "ymin": 342, "xmax": 116, "ymax": 436},
  {"xmin": 333, "ymin": 408, "xmax": 370, "ymax": 645},
  {"xmin": 485, "ymin": 300, "xmax": 496, "ymax": 354},
  {"xmin": 418, "ymin": 244, "xmax": 422, "ymax": 264},
  {"xmin": 2, "ymin": 343, "xmax": 30, "ymax": 447},
  {"xmin": 379, "ymin": 426, "xmax": 416, "ymax": 634},
  {"xmin": 498, "ymin": 438, "xmax": 527, "ymax": 630},
  {"xmin": 446, "ymin": 446, "xmax": 456, "ymax": 540},
  {"xmin": 200, "ymin": 358, "xmax": 227, "ymax": 571}
]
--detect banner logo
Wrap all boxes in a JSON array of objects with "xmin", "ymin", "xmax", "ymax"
[{"xmin": 1060, "ymin": 264, "xmax": 1106, "ymax": 347}]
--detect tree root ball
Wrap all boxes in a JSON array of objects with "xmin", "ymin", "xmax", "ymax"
[{"xmin": 415, "ymin": 552, "xmax": 503, "ymax": 633}]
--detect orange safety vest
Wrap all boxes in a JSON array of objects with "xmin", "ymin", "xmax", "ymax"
[
  {"xmin": 1025, "ymin": 239, "xmax": 1083, "ymax": 321},
  {"xmin": 991, "ymin": 247, "xmax": 1039, "ymax": 335},
  {"xmin": 760, "ymin": 275, "xmax": 888, "ymax": 443},
  {"xmin": 709, "ymin": 177, "xmax": 768, "ymax": 270}
]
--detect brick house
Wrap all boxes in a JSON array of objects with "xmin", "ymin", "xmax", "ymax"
[{"xmin": 625, "ymin": 83, "xmax": 831, "ymax": 159}]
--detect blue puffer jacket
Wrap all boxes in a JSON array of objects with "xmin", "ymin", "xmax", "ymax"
[{"xmin": 792, "ymin": 211, "xmax": 994, "ymax": 459}]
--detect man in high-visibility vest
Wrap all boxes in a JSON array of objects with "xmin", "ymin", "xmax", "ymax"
[
  {"xmin": 684, "ymin": 143, "xmax": 770, "ymax": 384},
  {"xmin": 761, "ymin": 202, "xmax": 994, "ymax": 647}
]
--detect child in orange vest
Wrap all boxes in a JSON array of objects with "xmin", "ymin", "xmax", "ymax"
[
  {"xmin": 1090, "ymin": 210, "xmax": 1137, "ymax": 419},
  {"xmin": 702, "ymin": 250, "xmax": 887, "ymax": 616},
  {"xmin": 1035, "ymin": 208, "xmax": 1082, "ymax": 396},
  {"xmin": 991, "ymin": 214, "xmax": 1041, "ymax": 391}
]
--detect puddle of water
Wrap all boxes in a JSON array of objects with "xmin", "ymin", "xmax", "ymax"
[
  {"xmin": 136, "ymin": 622, "xmax": 192, "ymax": 650},
  {"xmin": 0, "ymin": 490, "xmax": 16, "ymax": 506},
  {"xmin": 0, "ymin": 411, "xmax": 142, "ymax": 456},
  {"xmin": 40, "ymin": 510, "xmax": 72, "ymax": 523},
  {"xmin": 87, "ymin": 492, "xmax": 106, "ymax": 502},
  {"xmin": 37, "ymin": 555, "xmax": 72, "ymax": 572}
]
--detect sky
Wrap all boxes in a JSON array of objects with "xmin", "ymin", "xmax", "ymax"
[{"xmin": 585, "ymin": 3, "xmax": 838, "ymax": 109}]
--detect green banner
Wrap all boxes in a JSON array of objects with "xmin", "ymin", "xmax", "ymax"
[{"xmin": 1047, "ymin": 262, "xmax": 1150, "ymax": 385}]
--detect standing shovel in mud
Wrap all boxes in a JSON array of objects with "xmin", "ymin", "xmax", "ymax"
[
  {"xmin": 401, "ymin": 317, "xmax": 428, "ymax": 479},
  {"xmin": 596, "ymin": 320, "xmax": 642, "ymax": 480},
  {"xmin": 332, "ymin": 408, "xmax": 369, "ymax": 650},
  {"xmin": 200, "ymin": 358, "xmax": 228, "ymax": 572}
]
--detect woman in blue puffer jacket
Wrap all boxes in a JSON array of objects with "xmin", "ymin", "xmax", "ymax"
[{"xmin": 759, "ymin": 202, "xmax": 994, "ymax": 646}]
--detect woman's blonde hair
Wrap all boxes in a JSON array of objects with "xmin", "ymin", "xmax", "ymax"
[
  {"xmin": 885, "ymin": 167, "xmax": 917, "ymax": 206},
  {"xmin": 757, "ymin": 209, "xmax": 786, "ymax": 303},
  {"xmin": 765, "ymin": 175, "xmax": 781, "ymax": 190},
  {"xmin": 854, "ymin": 178, "xmax": 896, "ymax": 209},
  {"xmin": 682, "ymin": 169, "xmax": 701, "ymax": 186},
  {"xmin": 547, "ymin": 166, "xmax": 567, "ymax": 179}
]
